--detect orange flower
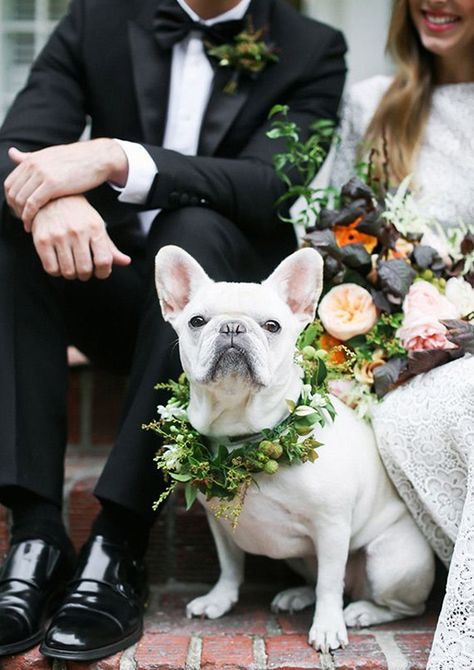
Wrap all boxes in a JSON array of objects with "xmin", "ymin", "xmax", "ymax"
[
  {"xmin": 333, "ymin": 216, "xmax": 378, "ymax": 253},
  {"xmin": 320, "ymin": 333, "xmax": 347, "ymax": 364}
]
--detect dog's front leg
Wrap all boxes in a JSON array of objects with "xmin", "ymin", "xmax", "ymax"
[
  {"xmin": 309, "ymin": 519, "xmax": 351, "ymax": 652},
  {"xmin": 186, "ymin": 512, "xmax": 245, "ymax": 619}
]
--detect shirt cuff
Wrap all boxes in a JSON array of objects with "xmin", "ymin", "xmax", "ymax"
[{"xmin": 109, "ymin": 139, "xmax": 158, "ymax": 204}]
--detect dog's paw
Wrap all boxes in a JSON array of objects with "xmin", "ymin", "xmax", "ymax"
[
  {"xmin": 308, "ymin": 611, "xmax": 348, "ymax": 653},
  {"xmin": 186, "ymin": 588, "xmax": 238, "ymax": 619},
  {"xmin": 271, "ymin": 586, "xmax": 315, "ymax": 614},
  {"xmin": 344, "ymin": 600, "xmax": 400, "ymax": 628}
]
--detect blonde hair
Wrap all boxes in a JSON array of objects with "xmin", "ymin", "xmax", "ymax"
[{"xmin": 363, "ymin": 0, "xmax": 435, "ymax": 185}]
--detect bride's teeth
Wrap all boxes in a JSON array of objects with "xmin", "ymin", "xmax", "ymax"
[{"xmin": 426, "ymin": 13, "xmax": 458, "ymax": 24}]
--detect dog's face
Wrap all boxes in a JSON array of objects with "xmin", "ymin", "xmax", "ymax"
[{"xmin": 155, "ymin": 246, "xmax": 323, "ymax": 393}]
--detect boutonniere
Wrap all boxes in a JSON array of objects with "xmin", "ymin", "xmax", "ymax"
[{"xmin": 206, "ymin": 20, "xmax": 279, "ymax": 95}]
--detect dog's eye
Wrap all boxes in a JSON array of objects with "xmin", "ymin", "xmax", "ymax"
[
  {"xmin": 189, "ymin": 315, "xmax": 207, "ymax": 328},
  {"xmin": 262, "ymin": 320, "xmax": 281, "ymax": 333}
]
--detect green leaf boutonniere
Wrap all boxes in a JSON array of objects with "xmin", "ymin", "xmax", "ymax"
[{"xmin": 207, "ymin": 20, "xmax": 279, "ymax": 95}]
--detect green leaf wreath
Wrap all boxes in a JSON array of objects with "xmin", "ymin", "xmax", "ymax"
[{"xmin": 143, "ymin": 345, "xmax": 335, "ymax": 526}]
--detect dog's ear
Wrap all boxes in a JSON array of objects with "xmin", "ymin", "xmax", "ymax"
[
  {"xmin": 155, "ymin": 246, "xmax": 213, "ymax": 322},
  {"xmin": 262, "ymin": 248, "xmax": 324, "ymax": 325}
]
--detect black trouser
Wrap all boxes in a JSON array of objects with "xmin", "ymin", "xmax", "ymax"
[{"xmin": 0, "ymin": 207, "xmax": 295, "ymax": 521}]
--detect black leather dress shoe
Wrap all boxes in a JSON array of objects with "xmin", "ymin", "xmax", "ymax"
[
  {"xmin": 0, "ymin": 539, "xmax": 74, "ymax": 656},
  {"xmin": 41, "ymin": 536, "xmax": 148, "ymax": 661}
]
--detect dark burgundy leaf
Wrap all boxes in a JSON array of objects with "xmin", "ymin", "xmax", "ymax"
[
  {"xmin": 407, "ymin": 348, "xmax": 464, "ymax": 376},
  {"xmin": 340, "ymin": 243, "xmax": 372, "ymax": 272},
  {"xmin": 377, "ymin": 259, "xmax": 416, "ymax": 299},
  {"xmin": 323, "ymin": 255, "xmax": 343, "ymax": 280},
  {"xmin": 373, "ymin": 357, "xmax": 408, "ymax": 398},
  {"xmin": 465, "ymin": 272, "xmax": 474, "ymax": 288},
  {"xmin": 331, "ymin": 270, "xmax": 346, "ymax": 285},
  {"xmin": 431, "ymin": 259, "xmax": 446, "ymax": 273},
  {"xmin": 377, "ymin": 223, "xmax": 400, "ymax": 250},
  {"xmin": 449, "ymin": 259, "xmax": 466, "ymax": 277},
  {"xmin": 411, "ymin": 245, "xmax": 440, "ymax": 269},
  {"xmin": 316, "ymin": 208, "xmax": 340, "ymax": 230},
  {"xmin": 341, "ymin": 177, "xmax": 375, "ymax": 206},
  {"xmin": 304, "ymin": 229, "xmax": 341, "ymax": 259},
  {"xmin": 442, "ymin": 319, "xmax": 474, "ymax": 354},
  {"xmin": 356, "ymin": 209, "xmax": 384, "ymax": 236},
  {"xmin": 371, "ymin": 290, "xmax": 392, "ymax": 313},
  {"xmin": 332, "ymin": 205, "xmax": 366, "ymax": 227},
  {"xmin": 461, "ymin": 232, "xmax": 474, "ymax": 255}
]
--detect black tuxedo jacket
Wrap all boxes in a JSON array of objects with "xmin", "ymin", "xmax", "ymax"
[{"xmin": 0, "ymin": 0, "xmax": 346, "ymax": 239}]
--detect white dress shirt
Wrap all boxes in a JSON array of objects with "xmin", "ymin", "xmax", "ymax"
[{"xmin": 114, "ymin": 0, "xmax": 251, "ymax": 233}]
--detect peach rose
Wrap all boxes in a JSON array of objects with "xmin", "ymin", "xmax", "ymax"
[
  {"xmin": 318, "ymin": 284, "xmax": 378, "ymax": 341},
  {"xmin": 397, "ymin": 280, "xmax": 460, "ymax": 352}
]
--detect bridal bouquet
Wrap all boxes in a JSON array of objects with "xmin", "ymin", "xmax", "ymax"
[{"xmin": 269, "ymin": 107, "xmax": 474, "ymax": 419}]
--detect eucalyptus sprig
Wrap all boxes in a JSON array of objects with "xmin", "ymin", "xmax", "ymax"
[{"xmin": 144, "ymin": 351, "xmax": 335, "ymax": 526}]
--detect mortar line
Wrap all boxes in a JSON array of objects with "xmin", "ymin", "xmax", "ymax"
[
  {"xmin": 120, "ymin": 643, "xmax": 138, "ymax": 670},
  {"xmin": 185, "ymin": 635, "xmax": 202, "ymax": 670},
  {"xmin": 371, "ymin": 630, "xmax": 409, "ymax": 670},
  {"xmin": 252, "ymin": 636, "xmax": 267, "ymax": 670}
]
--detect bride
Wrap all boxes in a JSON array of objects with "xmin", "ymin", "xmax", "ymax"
[{"xmin": 330, "ymin": 1, "xmax": 474, "ymax": 668}]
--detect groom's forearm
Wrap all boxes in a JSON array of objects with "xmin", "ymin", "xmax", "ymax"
[{"xmin": 3, "ymin": 139, "xmax": 128, "ymax": 230}]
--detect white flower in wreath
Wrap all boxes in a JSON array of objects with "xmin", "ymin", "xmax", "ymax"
[
  {"xmin": 310, "ymin": 393, "xmax": 327, "ymax": 409},
  {"xmin": 161, "ymin": 444, "xmax": 183, "ymax": 472},
  {"xmin": 157, "ymin": 404, "xmax": 188, "ymax": 421}
]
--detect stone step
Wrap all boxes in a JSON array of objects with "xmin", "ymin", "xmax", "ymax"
[{"xmin": 1, "ymin": 584, "xmax": 441, "ymax": 670}]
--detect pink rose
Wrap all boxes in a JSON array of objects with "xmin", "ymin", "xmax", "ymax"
[
  {"xmin": 318, "ymin": 284, "xmax": 378, "ymax": 341},
  {"xmin": 397, "ymin": 281, "xmax": 459, "ymax": 352},
  {"xmin": 397, "ymin": 320, "xmax": 456, "ymax": 352},
  {"xmin": 402, "ymin": 280, "xmax": 459, "ymax": 322}
]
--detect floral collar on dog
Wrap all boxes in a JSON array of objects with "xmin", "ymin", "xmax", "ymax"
[{"xmin": 143, "ymin": 342, "xmax": 335, "ymax": 526}]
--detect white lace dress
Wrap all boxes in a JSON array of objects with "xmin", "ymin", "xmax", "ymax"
[{"xmin": 331, "ymin": 76, "xmax": 474, "ymax": 670}]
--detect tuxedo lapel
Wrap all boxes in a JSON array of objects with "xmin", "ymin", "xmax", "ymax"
[
  {"xmin": 198, "ymin": 70, "xmax": 252, "ymax": 157},
  {"xmin": 128, "ymin": 1, "xmax": 172, "ymax": 145},
  {"xmin": 198, "ymin": 0, "xmax": 273, "ymax": 156}
]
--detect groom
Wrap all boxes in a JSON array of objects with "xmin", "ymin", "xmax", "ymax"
[{"xmin": 0, "ymin": 0, "xmax": 346, "ymax": 661}]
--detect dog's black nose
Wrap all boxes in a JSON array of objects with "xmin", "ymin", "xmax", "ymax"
[{"xmin": 219, "ymin": 321, "xmax": 247, "ymax": 336}]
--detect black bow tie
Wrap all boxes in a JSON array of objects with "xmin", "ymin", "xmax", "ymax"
[{"xmin": 153, "ymin": 0, "xmax": 245, "ymax": 50}]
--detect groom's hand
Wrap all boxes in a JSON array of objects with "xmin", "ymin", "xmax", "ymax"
[
  {"xmin": 4, "ymin": 139, "xmax": 128, "ymax": 230},
  {"xmin": 31, "ymin": 194, "xmax": 131, "ymax": 281}
]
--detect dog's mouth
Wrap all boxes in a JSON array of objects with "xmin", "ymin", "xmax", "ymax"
[{"xmin": 206, "ymin": 345, "xmax": 260, "ymax": 385}]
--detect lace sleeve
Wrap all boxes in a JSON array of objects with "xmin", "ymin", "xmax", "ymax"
[
  {"xmin": 329, "ymin": 91, "xmax": 363, "ymax": 189},
  {"xmin": 329, "ymin": 76, "xmax": 391, "ymax": 189}
]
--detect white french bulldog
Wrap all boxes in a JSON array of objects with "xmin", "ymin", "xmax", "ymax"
[{"xmin": 154, "ymin": 245, "xmax": 435, "ymax": 653}]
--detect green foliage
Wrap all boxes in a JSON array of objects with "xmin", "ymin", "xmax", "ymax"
[
  {"xmin": 267, "ymin": 105, "xmax": 336, "ymax": 226},
  {"xmin": 346, "ymin": 313, "xmax": 406, "ymax": 361},
  {"xmin": 145, "ymin": 346, "xmax": 335, "ymax": 525}
]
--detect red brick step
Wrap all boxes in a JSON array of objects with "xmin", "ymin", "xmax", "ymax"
[
  {"xmin": 0, "ymin": 368, "xmax": 443, "ymax": 668},
  {"xmin": 1, "ymin": 585, "xmax": 441, "ymax": 669}
]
